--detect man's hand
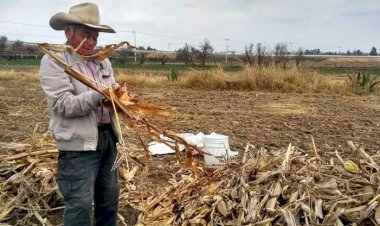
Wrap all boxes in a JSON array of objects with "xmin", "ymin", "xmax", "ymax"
[
  {"xmin": 101, "ymin": 84, "xmax": 139, "ymax": 109},
  {"xmin": 112, "ymin": 84, "xmax": 124, "ymax": 98},
  {"xmin": 103, "ymin": 84, "xmax": 124, "ymax": 99}
]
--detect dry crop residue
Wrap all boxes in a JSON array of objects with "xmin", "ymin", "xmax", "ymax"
[{"xmin": 1, "ymin": 70, "xmax": 380, "ymax": 224}]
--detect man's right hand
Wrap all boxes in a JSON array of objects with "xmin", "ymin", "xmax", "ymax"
[{"xmin": 101, "ymin": 85, "xmax": 139, "ymax": 109}]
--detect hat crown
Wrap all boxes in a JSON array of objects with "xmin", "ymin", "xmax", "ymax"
[
  {"xmin": 69, "ymin": 3, "xmax": 100, "ymax": 26},
  {"xmin": 49, "ymin": 2, "xmax": 115, "ymax": 33}
]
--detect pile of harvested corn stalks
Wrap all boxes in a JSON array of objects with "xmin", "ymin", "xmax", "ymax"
[
  {"xmin": 0, "ymin": 132, "xmax": 146, "ymax": 225},
  {"xmin": 1, "ymin": 135, "xmax": 379, "ymax": 225},
  {"xmin": 0, "ymin": 134, "xmax": 59, "ymax": 225},
  {"xmin": 136, "ymin": 141, "xmax": 380, "ymax": 226}
]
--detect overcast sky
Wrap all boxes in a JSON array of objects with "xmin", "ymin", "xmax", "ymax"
[{"xmin": 1, "ymin": 0, "xmax": 379, "ymax": 53}]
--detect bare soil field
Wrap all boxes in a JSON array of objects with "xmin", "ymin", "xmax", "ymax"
[
  {"xmin": 1, "ymin": 69, "xmax": 379, "ymax": 151},
  {"xmin": 0, "ymin": 68, "xmax": 380, "ymax": 224}
]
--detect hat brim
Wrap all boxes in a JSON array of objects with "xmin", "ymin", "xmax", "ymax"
[{"xmin": 50, "ymin": 12, "xmax": 116, "ymax": 33}]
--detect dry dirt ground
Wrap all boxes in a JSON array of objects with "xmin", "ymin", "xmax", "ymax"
[
  {"xmin": 1, "ymin": 72, "xmax": 379, "ymax": 152},
  {"xmin": 0, "ymin": 69, "xmax": 380, "ymax": 224}
]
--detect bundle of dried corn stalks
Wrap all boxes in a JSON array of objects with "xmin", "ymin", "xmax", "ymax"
[{"xmin": 136, "ymin": 141, "xmax": 380, "ymax": 226}]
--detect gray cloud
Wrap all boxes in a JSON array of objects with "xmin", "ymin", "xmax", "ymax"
[{"xmin": 0, "ymin": 0, "xmax": 379, "ymax": 52}]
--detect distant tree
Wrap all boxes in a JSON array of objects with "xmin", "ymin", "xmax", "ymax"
[
  {"xmin": 353, "ymin": 50, "xmax": 363, "ymax": 56},
  {"xmin": 274, "ymin": 42, "xmax": 288, "ymax": 68},
  {"xmin": 117, "ymin": 47, "xmax": 131, "ymax": 63},
  {"xmin": 25, "ymin": 45, "xmax": 39, "ymax": 54},
  {"xmin": 176, "ymin": 43, "xmax": 198, "ymax": 66},
  {"xmin": 8, "ymin": 40, "xmax": 23, "ymax": 59},
  {"xmin": 346, "ymin": 50, "xmax": 351, "ymax": 56},
  {"xmin": 369, "ymin": 47, "xmax": 378, "ymax": 56},
  {"xmin": 137, "ymin": 46, "xmax": 145, "ymax": 50},
  {"xmin": 198, "ymin": 39, "xmax": 214, "ymax": 66},
  {"xmin": 294, "ymin": 47, "xmax": 304, "ymax": 68},
  {"xmin": 147, "ymin": 46, "xmax": 156, "ymax": 51},
  {"xmin": 0, "ymin": 36, "xmax": 7, "ymax": 56},
  {"xmin": 324, "ymin": 51, "xmax": 337, "ymax": 55},
  {"xmin": 256, "ymin": 43, "xmax": 270, "ymax": 67},
  {"xmin": 159, "ymin": 54, "xmax": 168, "ymax": 65},
  {"xmin": 244, "ymin": 43, "xmax": 254, "ymax": 66},
  {"xmin": 138, "ymin": 52, "xmax": 147, "ymax": 65},
  {"xmin": 304, "ymin": 48, "xmax": 321, "ymax": 55}
]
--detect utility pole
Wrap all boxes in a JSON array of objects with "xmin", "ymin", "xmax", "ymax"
[
  {"xmin": 168, "ymin": 42, "xmax": 171, "ymax": 52},
  {"xmin": 337, "ymin": 46, "xmax": 342, "ymax": 64},
  {"xmin": 289, "ymin": 42, "xmax": 293, "ymax": 55},
  {"xmin": 225, "ymin": 39, "xmax": 229, "ymax": 63},
  {"xmin": 132, "ymin": 31, "xmax": 137, "ymax": 62}
]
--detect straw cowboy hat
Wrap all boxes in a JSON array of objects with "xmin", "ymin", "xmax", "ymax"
[{"xmin": 49, "ymin": 2, "xmax": 115, "ymax": 33}]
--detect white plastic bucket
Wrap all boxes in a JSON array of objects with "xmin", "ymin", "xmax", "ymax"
[{"xmin": 203, "ymin": 133, "xmax": 230, "ymax": 166}]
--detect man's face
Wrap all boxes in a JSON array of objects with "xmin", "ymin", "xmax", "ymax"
[{"xmin": 65, "ymin": 25, "xmax": 99, "ymax": 56}]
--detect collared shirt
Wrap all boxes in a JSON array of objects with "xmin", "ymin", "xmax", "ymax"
[{"xmin": 86, "ymin": 61, "xmax": 111, "ymax": 124}]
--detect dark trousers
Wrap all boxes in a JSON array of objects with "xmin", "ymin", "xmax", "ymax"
[{"xmin": 57, "ymin": 126, "xmax": 119, "ymax": 226}]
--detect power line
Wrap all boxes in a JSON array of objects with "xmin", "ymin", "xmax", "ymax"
[
  {"xmin": 1, "ymin": 19, "xmax": 370, "ymax": 52},
  {"xmin": 0, "ymin": 19, "xmax": 49, "ymax": 28},
  {"xmin": 0, "ymin": 32, "xmax": 61, "ymax": 38},
  {"xmin": 126, "ymin": 30, "xmax": 204, "ymax": 41},
  {"xmin": 225, "ymin": 39, "xmax": 229, "ymax": 63},
  {"xmin": 0, "ymin": 19, "xmax": 207, "ymax": 42},
  {"xmin": 118, "ymin": 30, "xmax": 226, "ymax": 42},
  {"xmin": 132, "ymin": 31, "xmax": 137, "ymax": 62},
  {"xmin": 0, "ymin": 19, "xmax": 244, "ymax": 44},
  {"xmin": 0, "ymin": 19, "xmax": 294, "ymax": 50}
]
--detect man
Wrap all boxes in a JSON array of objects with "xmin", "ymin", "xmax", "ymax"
[{"xmin": 39, "ymin": 3, "xmax": 122, "ymax": 225}]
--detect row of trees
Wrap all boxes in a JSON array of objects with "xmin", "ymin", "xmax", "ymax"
[
  {"xmin": 1, "ymin": 34, "xmax": 378, "ymax": 66},
  {"xmin": 305, "ymin": 47, "xmax": 378, "ymax": 56},
  {"xmin": 124, "ymin": 39, "xmax": 215, "ymax": 66},
  {"xmin": 243, "ymin": 42, "xmax": 305, "ymax": 68},
  {"xmin": 174, "ymin": 41, "xmax": 305, "ymax": 68},
  {"xmin": 176, "ymin": 39, "xmax": 214, "ymax": 66},
  {"xmin": 175, "ymin": 41, "xmax": 378, "ymax": 68},
  {"xmin": 0, "ymin": 35, "xmax": 42, "ymax": 60},
  {"xmin": 117, "ymin": 40, "xmax": 294, "ymax": 67},
  {"xmin": 0, "ymin": 36, "xmax": 24, "ymax": 58}
]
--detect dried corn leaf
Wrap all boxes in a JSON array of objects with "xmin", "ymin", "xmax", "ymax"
[
  {"xmin": 280, "ymin": 208, "xmax": 297, "ymax": 226},
  {"xmin": 216, "ymin": 200, "xmax": 228, "ymax": 217},
  {"xmin": 375, "ymin": 204, "xmax": 380, "ymax": 224}
]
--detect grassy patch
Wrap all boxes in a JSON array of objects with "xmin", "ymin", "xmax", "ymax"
[
  {"xmin": 0, "ymin": 58, "xmax": 41, "ymax": 66},
  {"xmin": 116, "ymin": 66, "xmax": 354, "ymax": 94},
  {"xmin": 0, "ymin": 57, "xmax": 244, "ymax": 72},
  {"xmin": 116, "ymin": 71, "xmax": 168, "ymax": 88},
  {"xmin": 0, "ymin": 69, "xmax": 39, "ymax": 81},
  {"xmin": 111, "ymin": 60, "xmax": 242, "ymax": 72},
  {"xmin": 315, "ymin": 67, "xmax": 380, "ymax": 76},
  {"xmin": 255, "ymin": 103, "xmax": 311, "ymax": 115},
  {"xmin": 178, "ymin": 66, "xmax": 351, "ymax": 94}
]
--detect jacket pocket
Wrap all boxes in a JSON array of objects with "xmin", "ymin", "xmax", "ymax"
[{"xmin": 99, "ymin": 65, "xmax": 111, "ymax": 78}]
